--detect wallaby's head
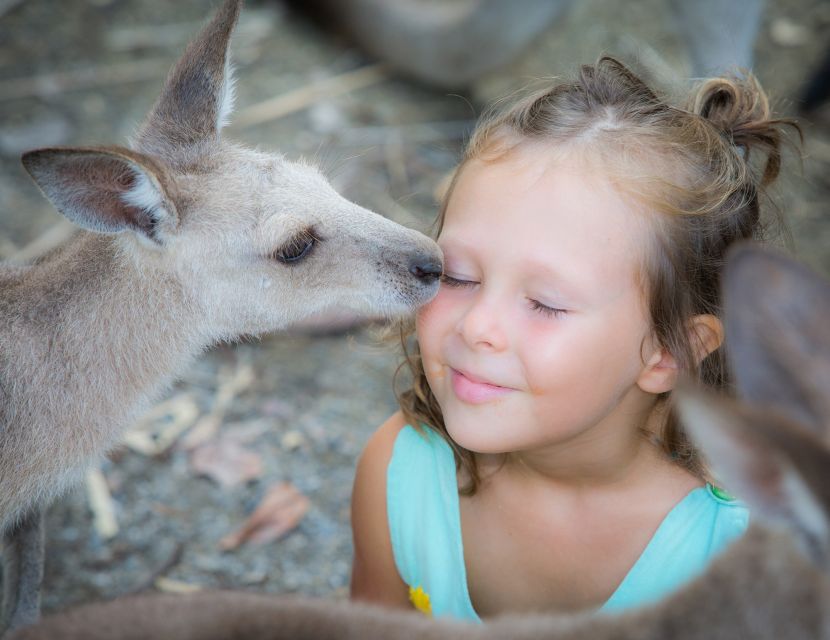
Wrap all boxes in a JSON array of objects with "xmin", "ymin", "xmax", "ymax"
[
  {"xmin": 19, "ymin": 0, "xmax": 442, "ymax": 337},
  {"xmin": 677, "ymin": 244, "xmax": 830, "ymax": 571}
]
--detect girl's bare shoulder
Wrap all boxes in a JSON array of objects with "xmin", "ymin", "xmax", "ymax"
[
  {"xmin": 350, "ymin": 410, "xmax": 410, "ymax": 605},
  {"xmin": 353, "ymin": 411, "xmax": 409, "ymax": 515},
  {"xmin": 360, "ymin": 411, "xmax": 409, "ymax": 470}
]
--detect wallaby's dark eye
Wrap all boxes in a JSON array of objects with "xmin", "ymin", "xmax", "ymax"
[{"xmin": 274, "ymin": 229, "xmax": 317, "ymax": 264}]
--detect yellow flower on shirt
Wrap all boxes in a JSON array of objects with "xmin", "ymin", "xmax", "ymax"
[{"xmin": 409, "ymin": 585, "xmax": 432, "ymax": 616}]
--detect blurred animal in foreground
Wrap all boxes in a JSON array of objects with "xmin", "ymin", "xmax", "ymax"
[
  {"xmin": 10, "ymin": 243, "xmax": 830, "ymax": 639},
  {"xmin": 0, "ymin": 0, "xmax": 442, "ymax": 632}
]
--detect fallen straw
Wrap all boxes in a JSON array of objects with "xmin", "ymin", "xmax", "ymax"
[
  {"xmin": 230, "ymin": 63, "xmax": 389, "ymax": 129},
  {"xmin": 85, "ymin": 468, "xmax": 119, "ymax": 540}
]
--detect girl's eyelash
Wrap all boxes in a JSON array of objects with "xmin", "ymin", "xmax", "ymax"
[
  {"xmin": 530, "ymin": 299, "xmax": 567, "ymax": 318},
  {"xmin": 440, "ymin": 274, "xmax": 475, "ymax": 287},
  {"xmin": 441, "ymin": 275, "xmax": 567, "ymax": 318}
]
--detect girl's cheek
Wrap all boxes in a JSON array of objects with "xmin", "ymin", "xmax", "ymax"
[
  {"xmin": 415, "ymin": 300, "xmax": 449, "ymax": 382},
  {"xmin": 415, "ymin": 299, "xmax": 437, "ymax": 344},
  {"xmin": 518, "ymin": 320, "xmax": 564, "ymax": 394},
  {"xmin": 417, "ymin": 287, "xmax": 455, "ymax": 332}
]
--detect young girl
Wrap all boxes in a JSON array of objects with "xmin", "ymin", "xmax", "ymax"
[{"xmin": 350, "ymin": 57, "xmax": 798, "ymax": 621}]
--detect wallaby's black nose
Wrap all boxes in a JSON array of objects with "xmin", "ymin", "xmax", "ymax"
[{"xmin": 409, "ymin": 256, "xmax": 442, "ymax": 283}]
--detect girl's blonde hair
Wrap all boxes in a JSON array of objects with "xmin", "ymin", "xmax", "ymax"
[{"xmin": 395, "ymin": 56, "xmax": 801, "ymax": 493}]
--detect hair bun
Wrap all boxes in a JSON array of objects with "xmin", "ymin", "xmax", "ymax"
[
  {"xmin": 693, "ymin": 76, "xmax": 767, "ymax": 129},
  {"xmin": 691, "ymin": 75, "xmax": 799, "ymax": 187}
]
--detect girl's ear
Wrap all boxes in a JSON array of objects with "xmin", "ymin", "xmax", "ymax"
[
  {"xmin": 637, "ymin": 346, "xmax": 679, "ymax": 394},
  {"xmin": 637, "ymin": 314, "xmax": 724, "ymax": 395}
]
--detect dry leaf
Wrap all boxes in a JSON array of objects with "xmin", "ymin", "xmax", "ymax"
[
  {"xmin": 219, "ymin": 482, "xmax": 310, "ymax": 550},
  {"xmin": 189, "ymin": 439, "xmax": 263, "ymax": 488}
]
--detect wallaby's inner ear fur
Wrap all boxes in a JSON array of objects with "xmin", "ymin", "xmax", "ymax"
[{"xmin": 21, "ymin": 147, "xmax": 178, "ymax": 243}]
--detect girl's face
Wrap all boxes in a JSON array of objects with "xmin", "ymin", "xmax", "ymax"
[{"xmin": 416, "ymin": 147, "xmax": 660, "ymax": 455}]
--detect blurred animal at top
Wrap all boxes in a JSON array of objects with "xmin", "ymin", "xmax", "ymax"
[{"xmin": 289, "ymin": 0, "xmax": 764, "ymax": 88}]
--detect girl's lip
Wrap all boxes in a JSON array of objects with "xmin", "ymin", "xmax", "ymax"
[{"xmin": 450, "ymin": 368, "xmax": 514, "ymax": 404}]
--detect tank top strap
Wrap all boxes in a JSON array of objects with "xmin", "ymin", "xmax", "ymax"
[{"xmin": 386, "ymin": 424, "xmax": 480, "ymax": 620}]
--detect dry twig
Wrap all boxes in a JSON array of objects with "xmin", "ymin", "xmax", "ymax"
[
  {"xmin": 123, "ymin": 394, "xmax": 201, "ymax": 456},
  {"xmin": 0, "ymin": 59, "xmax": 171, "ymax": 102},
  {"xmin": 230, "ymin": 63, "xmax": 388, "ymax": 129},
  {"xmin": 85, "ymin": 468, "xmax": 118, "ymax": 539},
  {"xmin": 180, "ymin": 362, "xmax": 256, "ymax": 449}
]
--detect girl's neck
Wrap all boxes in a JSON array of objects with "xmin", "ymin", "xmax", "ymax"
[{"xmin": 484, "ymin": 403, "xmax": 677, "ymax": 493}]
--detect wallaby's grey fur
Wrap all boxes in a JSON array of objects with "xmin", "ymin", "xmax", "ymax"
[
  {"xmin": 9, "ymin": 245, "xmax": 830, "ymax": 640},
  {"xmin": 0, "ymin": 0, "xmax": 441, "ymax": 632}
]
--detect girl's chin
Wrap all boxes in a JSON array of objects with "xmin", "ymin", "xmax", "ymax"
[{"xmin": 444, "ymin": 418, "xmax": 518, "ymax": 455}]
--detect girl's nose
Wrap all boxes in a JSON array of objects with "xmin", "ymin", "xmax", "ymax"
[{"xmin": 456, "ymin": 294, "xmax": 508, "ymax": 351}]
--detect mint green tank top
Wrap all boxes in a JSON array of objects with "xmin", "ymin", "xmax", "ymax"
[{"xmin": 387, "ymin": 425, "xmax": 749, "ymax": 621}]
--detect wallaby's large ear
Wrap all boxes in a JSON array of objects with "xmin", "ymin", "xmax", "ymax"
[
  {"xmin": 133, "ymin": 0, "xmax": 241, "ymax": 163},
  {"xmin": 723, "ymin": 243, "xmax": 830, "ymax": 439},
  {"xmin": 22, "ymin": 146, "xmax": 178, "ymax": 244},
  {"xmin": 677, "ymin": 384, "xmax": 830, "ymax": 565}
]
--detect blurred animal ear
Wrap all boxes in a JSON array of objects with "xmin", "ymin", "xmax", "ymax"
[
  {"xmin": 723, "ymin": 243, "xmax": 830, "ymax": 439},
  {"xmin": 688, "ymin": 314, "xmax": 723, "ymax": 363},
  {"xmin": 676, "ymin": 383, "xmax": 830, "ymax": 564},
  {"xmin": 133, "ymin": 0, "xmax": 241, "ymax": 164},
  {"xmin": 22, "ymin": 146, "xmax": 178, "ymax": 245}
]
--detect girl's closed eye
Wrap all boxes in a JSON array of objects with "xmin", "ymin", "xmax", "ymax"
[
  {"xmin": 440, "ymin": 274, "xmax": 477, "ymax": 288},
  {"xmin": 529, "ymin": 299, "xmax": 568, "ymax": 319}
]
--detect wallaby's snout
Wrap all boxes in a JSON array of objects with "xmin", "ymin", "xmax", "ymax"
[
  {"xmin": 163, "ymin": 154, "xmax": 443, "ymax": 336},
  {"xmin": 409, "ymin": 253, "xmax": 442, "ymax": 284}
]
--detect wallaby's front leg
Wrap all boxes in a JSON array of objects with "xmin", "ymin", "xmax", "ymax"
[{"xmin": 1, "ymin": 510, "xmax": 44, "ymax": 635}]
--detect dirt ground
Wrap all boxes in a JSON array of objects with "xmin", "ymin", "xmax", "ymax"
[{"xmin": 1, "ymin": 0, "xmax": 828, "ymax": 616}]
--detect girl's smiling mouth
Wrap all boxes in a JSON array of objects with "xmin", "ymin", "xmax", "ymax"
[{"xmin": 450, "ymin": 368, "xmax": 514, "ymax": 404}]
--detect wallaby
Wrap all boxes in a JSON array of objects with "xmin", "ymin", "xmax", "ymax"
[
  {"xmin": 0, "ymin": 0, "xmax": 442, "ymax": 632},
  {"xmin": 9, "ymin": 244, "xmax": 830, "ymax": 640}
]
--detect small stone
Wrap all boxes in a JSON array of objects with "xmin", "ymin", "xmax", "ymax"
[
  {"xmin": 769, "ymin": 18, "xmax": 809, "ymax": 47},
  {"xmin": 280, "ymin": 430, "xmax": 306, "ymax": 451},
  {"xmin": 240, "ymin": 570, "xmax": 268, "ymax": 585},
  {"xmin": 308, "ymin": 101, "xmax": 346, "ymax": 135}
]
